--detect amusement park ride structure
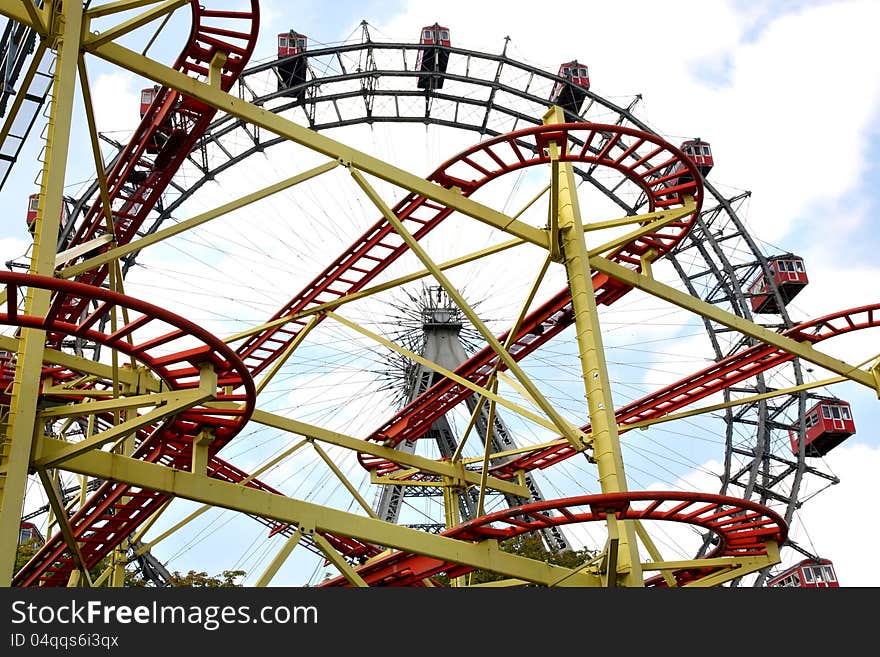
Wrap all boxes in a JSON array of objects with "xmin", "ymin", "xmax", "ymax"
[{"xmin": 0, "ymin": 1, "xmax": 878, "ymax": 588}]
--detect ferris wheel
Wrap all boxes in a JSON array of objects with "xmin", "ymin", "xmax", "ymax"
[{"xmin": 1, "ymin": 1, "xmax": 875, "ymax": 589}]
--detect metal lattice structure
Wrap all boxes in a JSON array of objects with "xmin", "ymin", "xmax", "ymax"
[{"xmin": 1, "ymin": 1, "xmax": 878, "ymax": 589}]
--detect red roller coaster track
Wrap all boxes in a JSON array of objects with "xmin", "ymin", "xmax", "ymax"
[
  {"xmin": 10, "ymin": 6, "xmax": 869, "ymax": 586},
  {"xmin": 318, "ymin": 491, "xmax": 788, "ymax": 587}
]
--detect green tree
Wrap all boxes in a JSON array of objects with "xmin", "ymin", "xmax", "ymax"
[
  {"xmin": 14, "ymin": 538, "xmax": 245, "ymax": 587},
  {"xmin": 162, "ymin": 569, "xmax": 246, "ymax": 587},
  {"xmin": 429, "ymin": 533, "xmax": 597, "ymax": 586}
]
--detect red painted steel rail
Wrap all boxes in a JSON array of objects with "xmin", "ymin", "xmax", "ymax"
[
  {"xmin": 3, "ymin": 273, "xmax": 255, "ymax": 586},
  {"xmin": 319, "ymin": 491, "xmax": 788, "ymax": 587},
  {"xmin": 361, "ymin": 303, "xmax": 880, "ymax": 480},
  {"xmin": 10, "ymin": 1, "xmax": 262, "ymax": 586},
  {"xmin": 10, "ymin": 118, "xmax": 704, "ymax": 583},
  {"xmin": 51, "ymin": 2, "xmax": 260, "ymax": 335}
]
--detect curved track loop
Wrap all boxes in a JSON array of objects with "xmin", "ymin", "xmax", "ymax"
[
  {"xmin": 362, "ymin": 303, "xmax": 880, "ymax": 480},
  {"xmin": 11, "ymin": 2, "xmax": 261, "ymax": 586},
  {"xmin": 15, "ymin": 121, "xmax": 700, "ymax": 582},
  {"xmin": 1, "ymin": 272, "xmax": 253, "ymax": 402},
  {"xmin": 5, "ymin": 273, "xmax": 255, "ymax": 586},
  {"xmin": 319, "ymin": 491, "xmax": 787, "ymax": 587},
  {"xmin": 52, "ymin": 2, "xmax": 259, "ymax": 334},
  {"xmin": 235, "ymin": 122, "xmax": 702, "ymax": 375}
]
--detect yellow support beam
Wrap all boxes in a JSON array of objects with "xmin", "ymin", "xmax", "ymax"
[
  {"xmin": 349, "ymin": 168, "xmax": 587, "ymax": 450},
  {"xmin": 251, "ymin": 409, "xmax": 530, "ymax": 499},
  {"xmin": 61, "ymin": 161, "xmax": 340, "ymax": 280},
  {"xmin": 85, "ymin": 0, "xmax": 174, "ymax": 19},
  {"xmin": 0, "ymin": 336, "xmax": 161, "ymax": 393},
  {"xmin": 0, "ymin": 1, "xmax": 47, "ymax": 34},
  {"xmin": 325, "ymin": 310, "xmax": 571, "ymax": 439},
  {"xmin": 255, "ymin": 528, "xmax": 303, "ymax": 587},
  {"xmin": 544, "ymin": 106, "xmax": 642, "ymax": 586},
  {"xmin": 590, "ymin": 254, "xmax": 877, "ymax": 390},
  {"xmin": 36, "ymin": 468, "xmax": 92, "ymax": 587},
  {"xmin": 31, "ymin": 380, "xmax": 215, "ymax": 469},
  {"xmin": 0, "ymin": 0, "xmax": 84, "ymax": 586},
  {"xmin": 34, "ymin": 437, "xmax": 601, "ymax": 586},
  {"xmin": 310, "ymin": 440, "xmax": 379, "ymax": 519},
  {"xmin": 84, "ymin": 38, "xmax": 548, "ymax": 249},
  {"xmin": 85, "ymin": 0, "xmax": 188, "ymax": 48}
]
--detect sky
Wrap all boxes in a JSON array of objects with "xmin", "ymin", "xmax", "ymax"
[{"xmin": 2, "ymin": 0, "xmax": 879, "ymax": 587}]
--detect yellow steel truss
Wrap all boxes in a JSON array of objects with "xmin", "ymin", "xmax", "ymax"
[{"xmin": 1, "ymin": 0, "xmax": 874, "ymax": 589}]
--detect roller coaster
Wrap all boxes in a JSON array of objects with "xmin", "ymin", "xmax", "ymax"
[{"xmin": 1, "ymin": 1, "xmax": 877, "ymax": 588}]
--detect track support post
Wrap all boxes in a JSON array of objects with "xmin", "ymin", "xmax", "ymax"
[
  {"xmin": 543, "ymin": 106, "xmax": 643, "ymax": 586},
  {"xmin": 0, "ymin": 0, "xmax": 84, "ymax": 586}
]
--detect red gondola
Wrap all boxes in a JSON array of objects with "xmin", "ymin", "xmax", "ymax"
[
  {"xmin": 767, "ymin": 558, "xmax": 839, "ymax": 587},
  {"xmin": 680, "ymin": 139, "xmax": 713, "ymax": 176},
  {"xmin": 25, "ymin": 192, "xmax": 39, "ymax": 230},
  {"xmin": 748, "ymin": 255, "xmax": 808, "ymax": 314},
  {"xmin": 277, "ymin": 30, "xmax": 308, "ymax": 94},
  {"xmin": 19, "ymin": 521, "xmax": 44, "ymax": 546},
  {"xmin": 789, "ymin": 399, "xmax": 855, "ymax": 457},
  {"xmin": 662, "ymin": 139, "xmax": 713, "ymax": 199},
  {"xmin": 140, "ymin": 85, "xmax": 160, "ymax": 118},
  {"xmin": 140, "ymin": 85, "xmax": 173, "ymax": 156},
  {"xmin": 416, "ymin": 23, "xmax": 451, "ymax": 90},
  {"xmin": 25, "ymin": 193, "xmax": 68, "ymax": 235},
  {"xmin": 550, "ymin": 60, "xmax": 590, "ymax": 115}
]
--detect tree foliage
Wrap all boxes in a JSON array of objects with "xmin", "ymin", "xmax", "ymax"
[
  {"xmin": 468, "ymin": 534, "xmax": 597, "ymax": 585},
  {"xmin": 428, "ymin": 533, "xmax": 597, "ymax": 586},
  {"xmin": 15, "ymin": 538, "xmax": 244, "ymax": 587}
]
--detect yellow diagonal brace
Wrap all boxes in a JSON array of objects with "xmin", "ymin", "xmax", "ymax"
[
  {"xmin": 36, "ymin": 468, "xmax": 92, "ymax": 587},
  {"xmin": 37, "ymin": 439, "xmax": 599, "ymax": 586},
  {"xmin": 253, "ymin": 316, "xmax": 319, "ymax": 396},
  {"xmin": 646, "ymin": 541, "xmax": 780, "ymax": 587},
  {"xmin": 0, "ymin": 1, "xmax": 47, "ymax": 34},
  {"xmin": 453, "ymin": 253, "xmax": 552, "ymax": 463},
  {"xmin": 86, "ymin": 0, "xmax": 188, "ymax": 48},
  {"xmin": 587, "ymin": 196, "xmax": 695, "ymax": 258},
  {"xmin": 251, "ymin": 410, "xmax": 530, "ymax": 499},
  {"xmin": 84, "ymin": 39, "xmax": 548, "ymax": 248},
  {"xmin": 635, "ymin": 521, "xmax": 676, "ymax": 587},
  {"xmin": 37, "ymin": 388, "xmax": 202, "ymax": 419},
  {"xmin": 61, "ymin": 161, "xmax": 340, "ymax": 280},
  {"xmin": 590, "ymin": 255, "xmax": 877, "ymax": 390},
  {"xmin": 309, "ymin": 530, "xmax": 368, "ymax": 587},
  {"xmin": 0, "ymin": 336, "xmax": 161, "ymax": 393},
  {"xmin": 350, "ymin": 169, "xmax": 586, "ymax": 450},
  {"xmin": 310, "ymin": 440, "xmax": 378, "ymax": 519},
  {"xmin": 325, "ymin": 310, "xmax": 568, "ymax": 439},
  {"xmin": 31, "ymin": 387, "xmax": 212, "ymax": 468},
  {"xmin": 287, "ymin": 237, "xmax": 530, "ymax": 324},
  {"xmin": 85, "ymin": 0, "xmax": 172, "ymax": 19},
  {"xmin": 255, "ymin": 528, "xmax": 303, "ymax": 587},
  {"xmin": 585, "ymin": 203, "xmax": 695, "ymax": 231}
]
